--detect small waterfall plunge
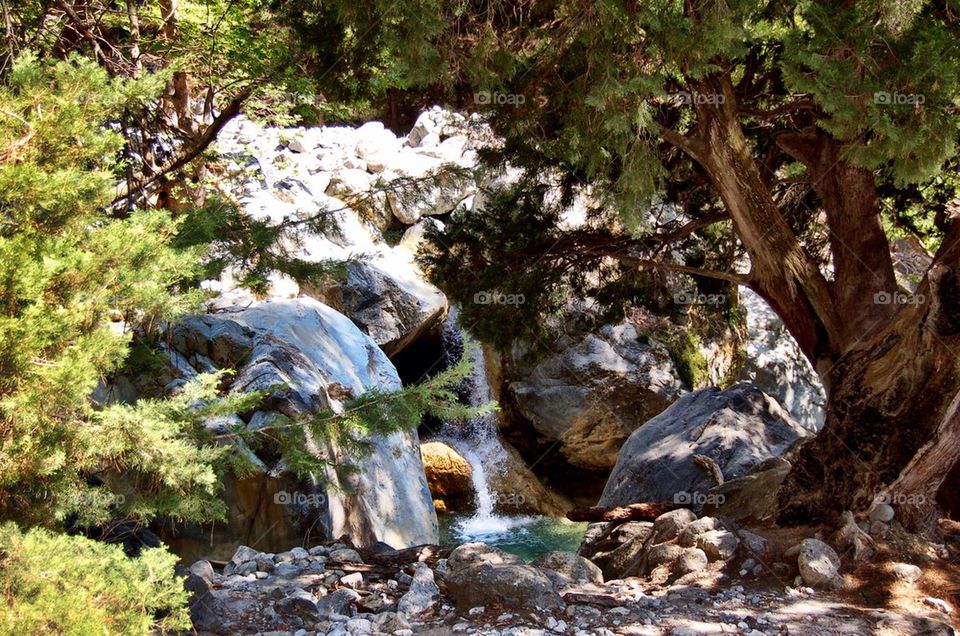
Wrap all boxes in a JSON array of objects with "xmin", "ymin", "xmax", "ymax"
[
  {"xmin": 427, "ymin": 308, "xmax": 588, "ymax": 558},
  {"xmin": 433, "ymin": 308, "xmax": 521, "ymax": 538}
]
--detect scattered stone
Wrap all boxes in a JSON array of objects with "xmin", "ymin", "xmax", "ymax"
[
  {"xmin": 645, "ymin": 543, "xmax": 684, "ymax": 570},
  {"xmin": 532, "ymin": 550, "xmax": 604, "ymax": 585},
  {"xmin": 796, "ymin": 539, "xmax": 843, "ymax": 590},
  {"xmin": 651, "ymin": 508, "xmax": 698, "ymax": 543},
  {"xmin": 921, "ymin": 597, "xmax": 952, "ymax": 613},
  {"xmin": 677, "ymin": 516, "xmax": 720, "ymax": 547},
  {"xmin": 891, "ymin": 562, "xmax": 923, "ymax": 583},
  {"xmin": 329, "ymin": 548, "xmax": 363, "ymax": 563},
  {"xmin": 276, "ymin": 588, "xmax": 319, "ymax": 618},
  {"xmin": 230, "ymin": 545, "xmax": 260, "ymax": 565},
  {"xmin": 317, "ymin": 587, "xmax": 361, "ymax": 619},
  {"xmin": 340, "ymin": 572, "xmax": 364, "ymax": 587},
  {"xmin": 695, "ymin": 529, "xmax": 740, "ymax": 561},
  {"xmin": 397, "ymin": 563, "xmax": 440, "ymax": 617},
  {"xmin": 674, "ymin": 547, "xmax": 710, "ymax": 575},
  {"xmin": 869, "ymin": 503, "xmax": 896, "ymax": 523}
]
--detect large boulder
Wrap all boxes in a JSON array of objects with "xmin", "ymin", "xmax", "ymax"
[
  {"xmin": 444, "ymin": 544, "xmax": 564, "ymax": 611},
  {"xmin": 508, "ymin": 322, "xmax": 684, "ymax": 470},
  {"xmin": 212, "ymin": 116, "xmax": 452, "ymax": 358},
  {"xmin": 578, "ymin": 521, "xmax": 654, "ymax": 580},
  {"xmin": 738, "ymin": 288, "xmax": 825, "ymax": 430},
  {"xmin": 164, "ymin": 298, "xmax": 438, "ymax": 560},
  {"xmin": 599, "ymin": 383, "xmax": 813, "ymax": 510},
  {"xmin": 319, "ymin": 260, "xmax": 447, "ymax": 356},
  {"xmin": 420, "ymin": 441, "xmax": 474, "ymax": 508}
]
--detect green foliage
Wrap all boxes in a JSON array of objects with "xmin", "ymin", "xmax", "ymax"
[
  {"xmin": 0, "ymin": 522, "xmax": 190, "ymax": 635},
  {"xmin": 241, "ymin": 340, "xmax": 494, "ymax": 483},
  {"xmin": 0, "ymin": 54, "xmax": 238, "ymax": 527},
  {"xmin": 172, "ymin": 196, "xmax": 349, "ymax": 295},
  {"xmin": 668, "ymin": 331, "xmax": 710, "ymax": 390},
  {"xmin": 419, "ymin": 174, "xmax": 646, "ymax": 349}
]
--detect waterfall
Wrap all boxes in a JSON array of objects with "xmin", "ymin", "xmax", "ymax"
[{"xmin": 434, "ymin": 307, "xmax": 521, "ymax": 537}]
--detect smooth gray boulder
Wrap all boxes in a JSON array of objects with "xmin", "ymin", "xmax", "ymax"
[
  {"xmin": 166, "ymin": 298, "xmax": 438, "ymax": 560},
  {"xmin": 599, "ymin": 383, "xmax": 812, "ymax": 510},
  {"xmin": 509, "ymin": 322, "xmax": 684, "ymax": 470},
  {"xmin": 796, "ymin": 539, "xmax": 843, "ymax": 590}
]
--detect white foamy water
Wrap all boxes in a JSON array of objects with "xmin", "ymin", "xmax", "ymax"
[{"xmin": 435, "ymin": 307, "xmax": 519, "ymax": 540}]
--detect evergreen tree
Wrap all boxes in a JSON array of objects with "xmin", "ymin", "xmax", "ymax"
[{"xmin": 307, "ymin": 0, "xmax": 960, "ymax": 529}]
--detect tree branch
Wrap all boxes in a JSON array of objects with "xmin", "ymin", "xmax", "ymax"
[
  {"xmin": 621, "ymin": 255, "xmax": 749, "ymax": 284},
  {"xmin": 113, "ymin": 86, "xmax": 254, "ymax": 205}
]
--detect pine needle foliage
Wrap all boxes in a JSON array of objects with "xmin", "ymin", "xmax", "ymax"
[
  {"xmin": 0, "ymin": 522, "xmax": 191, "ymax": 635},
  {"xmin": 240, "ymin": 340, "xmax": 494, "ymax": 482},
  {"xmin": 0, "ymin": 55, "xmax": 263, "ymax": 529}
]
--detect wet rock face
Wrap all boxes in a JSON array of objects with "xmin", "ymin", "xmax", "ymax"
[
  {"xmin": 599, "ymin": 383, "xmax": 812, "ymax": 512},
  {"xmin": 163, "ymin": 298, "xmax": 438, "ymax": 560},
  {"xmin": 508, "ymin": 322, "xmax": 685, "ymax": 471}
]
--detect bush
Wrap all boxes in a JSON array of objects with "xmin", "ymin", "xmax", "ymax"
[{"xmin": 0, "ymin": 523, "xmax": 190, "ymax": 635}]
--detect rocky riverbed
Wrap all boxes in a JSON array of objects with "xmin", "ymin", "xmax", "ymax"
[{"xmin": 185, "ymin": 506, "xmax": 958, "ymax": 636}]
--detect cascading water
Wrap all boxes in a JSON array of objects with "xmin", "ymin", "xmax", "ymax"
[
  {"xmin": 431, "ymin": 307, "xmax": 588, "ymax": 558},
  {"xmin": 434, "ymin": 307, "xmax": 516, "ymax": 536}
]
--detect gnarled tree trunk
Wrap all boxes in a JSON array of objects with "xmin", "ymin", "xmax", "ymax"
[{"xmin": 778, "ymin": 241, "xmax": 960, "ymax": 528}]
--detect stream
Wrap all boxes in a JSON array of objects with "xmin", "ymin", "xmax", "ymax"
[{"xmin": 428, "ymin": 308, "xmax": 588, "ymax": 560}]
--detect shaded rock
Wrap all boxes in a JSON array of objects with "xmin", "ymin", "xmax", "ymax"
[
  {"xmin": 531, "ymin": 551, "xmax": 604, "ymax": 586},
  {"xmin": 483, "ymin": 439, "xmax": 574, "ymax": 516},
  {"xmin": 397, "ymin": 563, "xmax": 440, "ymax": 617},
  {"xmin": 645, "ymin": 543, "xmax": 683, "ymax": 570},
  {"xmin": 318, "ymin": 260, "xmax": 447, "ymax": 356},
  {"xmin": 678, "ymin": 517, "xmax": 720, "ymax": 547},
  {"xmin": 329, "ymin": 548, "xmax": 363, "ymax": 563},
  {"xmin": 444, "ymin": 563, "xmax": 564, "ymax": 611},
  {"xmin": 703, "ymin": 456, "xmax": 794, "ymax": 523},
  {"xmin": 316, "ymin": 587, "xmax": 362, "ymax": 619},
  {"xmin": 737, "ymin": 529, "xmax": 770, "ymax": 557},
  {"xmin": 509, "ymin": 322, "xmax": 684, "ymax": 471},
  {"xmin": 674, "ymin": 548, "xmax": 709, "ymax": 576},
  {"xmin": 276, "ymin": 588, "xmax": 319, "ymax": 618},
  {"xmin": 796, "ymin": 539, "xmax": 843, "ymax": 590},
  {"xmin": 869, "ymin": 503, "xmax": 895, "ymax": 523},
  {"xmin": 651, "ymin": 509, "xmax": 698, "ymax": 544},
  {"xmin": 600, "ymin": 383, "xmax": 811, "ymax": 512},
  {"xmin": 447, "ymin": 542, "xmax": 524, "ymax": 570},
  {"xmin": 694, "ymin": 530, "xmax": 739, "ymax": 562},
  {"xmin": 420, "ymin": 441, "xmax": 473, "ymax": 504},
  {"xmin": 578, "ymin": 521, "xmax": 654, "ymax": 580}
]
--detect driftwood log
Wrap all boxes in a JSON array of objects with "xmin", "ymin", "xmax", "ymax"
[
  {"xmin": 565, "ymin": 501, "xmax": 680, "ymax": 522},
  {"xmin": 359, "ymin": 544, "xmax": 452, "ymax": 567},
  {"xmin": 561, "ymin": 592, "xmax": 626, "ymax": 607}
]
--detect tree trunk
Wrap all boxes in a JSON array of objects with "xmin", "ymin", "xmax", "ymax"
[
  {"xmin": 777, "ymin": 236, "xmax": 960, "ymax": 528},
  {"xmin": 666, "ymin": 72, "xmax": 960, "ymax": 531},
  {"xmin": 159, "ymin": 0, "xmax": 178, "ymax": 40}
]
